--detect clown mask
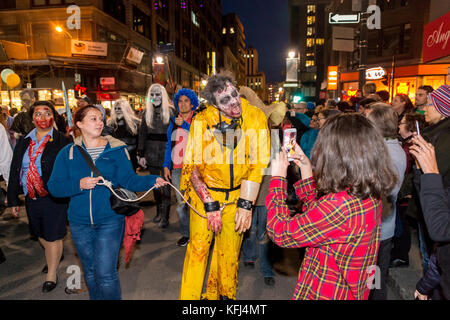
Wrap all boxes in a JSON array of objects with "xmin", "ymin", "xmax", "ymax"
[
  {"xmin": 150, "ymin": 86, "xmax": 162, "ymax": 107},
  {"xmin": 33, "ymin": 106, "xmax": 54, "ymax": 129},
  {"xmin": 213, "ymin": 81, "xmax": 242, "ymax": 118}
]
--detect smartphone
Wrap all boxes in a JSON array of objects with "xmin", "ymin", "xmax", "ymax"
[
  {"xmin": 415, "ymin": 120, "xmax": 421, "ymax": 136},
  {"xmin": 283, "ymin": 128, "xmax": 297, "ymax": 161}
]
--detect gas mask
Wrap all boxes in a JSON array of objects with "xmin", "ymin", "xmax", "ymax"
[{"xmin": 150, "ymin": 86, "xmax": 163, "ymax": 107}]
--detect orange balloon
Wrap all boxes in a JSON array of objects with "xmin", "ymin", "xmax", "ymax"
[{"xmin": 6, "ymin": 73, "xmax": 20, "ymax": 89}]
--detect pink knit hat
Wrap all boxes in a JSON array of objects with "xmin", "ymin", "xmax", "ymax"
[{"xmin": 429, "ymin": 84, "xmax": 450, "ymax": 118}]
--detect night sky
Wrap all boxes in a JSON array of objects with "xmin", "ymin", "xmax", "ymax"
[{"xmin": 222, "ymin": 0, "xmax": 289, "ymax": 84}]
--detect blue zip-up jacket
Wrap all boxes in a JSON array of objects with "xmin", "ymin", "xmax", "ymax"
[
  {"xmin": 162, "ymin": 88, "xmax": 199, "ymax": 169},
  {"xmin": 162, "ymin": 118, "xmax": 190, "ymax": 169},
  {"xmin": 48, "ymin": 135, "xmax": 159, "ymax": 225}
]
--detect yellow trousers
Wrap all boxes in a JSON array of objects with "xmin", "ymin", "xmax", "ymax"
[{"xmin": 179, "ymin": 189, "xmax": 243, "ymax": 300}]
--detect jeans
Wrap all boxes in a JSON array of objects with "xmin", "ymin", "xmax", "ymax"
[
  {"xmin": 418, "ymin": 221, "xmax": 432, "ymax": 274},
  {"xmin": 171, "ymin": 168, "xmax": 189, "ymax": 238},
  {"xmin": 242, "ymin": 206, "xmax": 274, "ymax": 278},
  {"xmin": 70, "ymin": 218, "xmax": 125, "ymax": 300}
]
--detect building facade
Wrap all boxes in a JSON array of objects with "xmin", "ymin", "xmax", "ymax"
[
  {"xmin": 0, "ymin": 0, "xmax": 223, "ymax": 111},
  {"xmin": 222, "ymin": 13, "xmax": 246, "ymax": 85},
  {"xmin": 325, "ymin": 0, "xmax": 450, "ymax": 102},
  {"xmin": 244, "ymin": 47, "xmax": 267, "ymax": 102},
  {"xmin": 289, "ymin": 0, "xmax": 328, "ymax": 103}
]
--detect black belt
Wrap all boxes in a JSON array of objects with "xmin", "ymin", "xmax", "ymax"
[{"xmin": 206, "ymin": 184, "xmax": 241, "ymax": 201}]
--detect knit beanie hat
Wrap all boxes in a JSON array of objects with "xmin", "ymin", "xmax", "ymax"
[{"xmin": 429, "ymin": 84, "xmax": 450, "ymax": 118}]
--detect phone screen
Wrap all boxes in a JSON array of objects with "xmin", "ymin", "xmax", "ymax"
[{"xmin": 283, "ymin": 128, "xmax": 297, "ymax": 161}]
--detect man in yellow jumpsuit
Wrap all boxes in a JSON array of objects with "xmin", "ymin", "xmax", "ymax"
[{"xmin": 179, "ymin": 71, "xmax": 270, "ymax": 300}]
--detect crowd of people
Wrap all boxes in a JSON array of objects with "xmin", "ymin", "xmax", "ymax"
[{"xmin": 0, "ymin": 71, "xmax": 449, "ymax": 301}]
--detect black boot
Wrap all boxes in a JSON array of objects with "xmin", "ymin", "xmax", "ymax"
[
  {"xmin": 158, "ymin": 206, "xmax": 170, "ymax": 229},
  {"xmin": 153, "ymin": 205, "xmax": 162, "ymax": 223}
]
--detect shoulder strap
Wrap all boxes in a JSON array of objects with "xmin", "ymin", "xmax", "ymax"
[{"xmin": 75, "ymin": 145, "xmax": 103, "ymax": 177}]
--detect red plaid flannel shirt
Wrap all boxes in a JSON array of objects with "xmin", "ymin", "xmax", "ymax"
[{"xmin": 266, "ymin": 176, "xmax": 382, "ymax": 300}]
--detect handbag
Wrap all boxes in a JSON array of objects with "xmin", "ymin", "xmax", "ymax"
[{"xmin": 76, "ymin": 146, "xmax": 141, "ymax": 216}]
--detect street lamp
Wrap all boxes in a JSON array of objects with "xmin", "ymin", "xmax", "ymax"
[
  {"xmin": 155, "ymin": 56, "xmax": 164, "ymax": 64},
  {"xmin": 55, "ymin": 25, "xmax": 72, "ymax": 39},
  {"xmin": 288, "ymin": 51, "xmax": 296, "ymax": 59}
]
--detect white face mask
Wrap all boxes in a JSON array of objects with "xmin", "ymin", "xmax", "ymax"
[
  {"xmin": 114, "ymin": 105, "xmax": 124, "ymax": 120},
  {"xmin": 213, "ymin": 81, "xmax": 242, "ymax": 118},
  {"xmin": 150, "ymin": 86, "xmax": 163, "ymax": 107}
]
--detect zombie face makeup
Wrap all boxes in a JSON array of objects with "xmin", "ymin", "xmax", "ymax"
[
  {"xmin": 32, "ymin": 106, "xmax": 54, "ymax": 129},
  {"xmin": 150, "ymin": 86, "xmax": 162, "ymax": 107},
  {"xmin": 114, "ymin": 104, "xmax": 124, "ymax": 120},
  {"xmin": 213, "ymin": 82, "xmax": 242, "ymax": 118}
]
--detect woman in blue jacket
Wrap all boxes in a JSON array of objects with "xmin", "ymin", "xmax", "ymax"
[{"xmin": 48, "ymin": 105, "xmax": 167, "ymax": 300}]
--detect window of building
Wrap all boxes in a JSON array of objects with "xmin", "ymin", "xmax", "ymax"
[
  {"xmin": 382, "ymin": 24, "xmax": 411, "ymax": 56},
  {"xmin": 307, "ymin": 16, "xmax": 315, "ymax": 25},
  {"xmin": 222, "ymin": 27, "xmax": 226, "ymax": 34},
  {"xmin": 307, "ymin": 5, "xmax": 316, "ymax": 14},
  {"xmin": 306, "ymin": 53, "xmax": 314, "ymax": 57},
  {"xmin": 32, "ymin": 0, "xmax": 74, "ymax": 5},
  {"xmin": 104, "ymin": 0, "xmax": 126, "ymax": 24},
  {"xmin": 306, "ymin": 60, "xmax": 315, "ymax": 67},
  {"xmin": 307, "ymin": 27, "xmax": 315, "ymax": 36},
  {"xmin": 157, "ymin": 24, "xmax": 169, "ymax": 44},
  {"xmin": 230, "ymin": 27, "xmax": 235, "ymax": 34},
  {"xmin": 0, "ymin": 0, "xmax": 15, "ymax": 9},
  {"xmin": 155, "ymin": 0, "xmax": 169, "ymax": 20},
  {"xmin": 316, "ymin": 38, "xmax": 324, "ymax": 45},
  {"xmin": 133, "ymin": 6, "xmax": 151, "ymax": 39},
  {"xmin": 306, "ymin": 38, "xmax": 314, "ymax": 47}
]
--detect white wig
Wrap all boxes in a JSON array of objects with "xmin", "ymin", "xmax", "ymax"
[
  {"xmin": 145, "ymin": 83, "xmax": 174, "ymax": 128},
  {"xmin": 107, "ymin": 99, "xmax": 141, "ymax": 135}
]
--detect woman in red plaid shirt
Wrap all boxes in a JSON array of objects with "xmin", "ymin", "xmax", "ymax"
[{"xmin": 266, "ymin": 113, "xmax": 398, "ymax": 300}]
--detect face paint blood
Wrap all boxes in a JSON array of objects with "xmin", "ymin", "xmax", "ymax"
[
  {"xmin": 33, "ymin": 106, "xmax": 54, "ymax": 129},
  {"xmin": 35, "ymin": 118, "xmax": 54, "ymax": 129},
  {"xmin": 213, "ymin": 82, "xmax": 242, "ymax": 118}
]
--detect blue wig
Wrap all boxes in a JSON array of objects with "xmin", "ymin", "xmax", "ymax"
[{"xmin": 173, "ymin": 88, "xmax": 199, "ymax": 112}]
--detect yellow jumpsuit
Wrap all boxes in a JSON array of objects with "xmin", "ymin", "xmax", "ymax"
[{"xmin": 179, "ymin": 99, "xmax": 270, "ymax": 300}]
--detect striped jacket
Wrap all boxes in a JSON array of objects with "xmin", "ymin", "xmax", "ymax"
[{"xmin": 266, "ymin": 176, "xmax": 382, "ymax": 300}]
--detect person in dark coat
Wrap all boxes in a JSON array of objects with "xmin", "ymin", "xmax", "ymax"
[
  {"xmin": 137, "ymin": 83, "xmax": 176, "ymax": 228},
  {"xmin": 107, "ymin": 99, "xmax": 141, "ymax": 170},
  {"xmin": 410, "ymin": 134, "xmax": 450, "ymax": 300},
  {"xmin": 7, "ymin": 101, "xmax": 71, "ymax": 293}
]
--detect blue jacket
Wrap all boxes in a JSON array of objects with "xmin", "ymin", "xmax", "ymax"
[
  {"xmin": 162, "ymin": 88, "xmax": 199, "ymax": 169},
  {"xmin": 162, "ymin": 118, "xmax": 191, "ymax": 169},
  {"xmin": 48, "ymin": 135, "xmax": 159, "ymax": 225},
  {"xmin": 300, "ymin": 129, "xmax": 319, "ymax": 159}
]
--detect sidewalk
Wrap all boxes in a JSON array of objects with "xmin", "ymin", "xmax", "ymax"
[{"xmin": 387, "ymin": 229, "xmax": 423, "ymax": 300}]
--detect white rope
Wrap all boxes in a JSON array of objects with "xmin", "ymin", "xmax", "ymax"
[{"xmin": 96, "ymin": 177, "xmax": 235, "ymax": 219}]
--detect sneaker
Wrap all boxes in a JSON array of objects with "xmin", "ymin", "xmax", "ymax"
[
  {"xmin": 176, "ymin": 236, "xmax": 189, "ymax": 247},
  {"xmin": 264, "ymin": 277, "xmax": 275, "ymax": 286}
]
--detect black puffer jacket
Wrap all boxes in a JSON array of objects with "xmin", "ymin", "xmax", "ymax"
[{"xmin": 419, "ymin": 173, "xmax": 450, "ymax": 299}]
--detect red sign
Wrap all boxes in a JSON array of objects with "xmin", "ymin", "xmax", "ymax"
[
  {"xmin": 96, "ymin": 92, "xmax": 120, "ymax": 101},
  {"xmin": 423, "ymin": 11, "xmax": 450, "ymax": 63}
]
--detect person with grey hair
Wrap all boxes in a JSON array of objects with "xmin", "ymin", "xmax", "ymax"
[
  {"xmin": 178, "ymin": 71, "xmax": 270, "ymax": 299},
  {"xmin": 367, "ymin": 104, "xmax": 406, "ymax": 300},
  {"xmin": 107, "ymin": 99, "xmax": 141, "ymax": 170},
  {"xmin": 10, "ymin": 89, "xmax": 37, "ymax": 135},
  {"xmin": 137, "ymin": 83, "xmax": 176, "ymax": 228}
]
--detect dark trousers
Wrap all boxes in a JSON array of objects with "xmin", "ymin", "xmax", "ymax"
[
  {"xmin": 148, "ymin": 167, "xmax": 171, "ymax": 222},
  {"xmin": 370, "ymin": 238, "xmax": 393, "ymax": 300},
  {"xmin": 391, "ymin": 205, "xmax": 411, "ymax": 262}
]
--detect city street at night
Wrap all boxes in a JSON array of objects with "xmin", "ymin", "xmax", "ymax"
[{"xmin": 0, "ymin": 0, "xmax": 449, "ymax": 304}]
